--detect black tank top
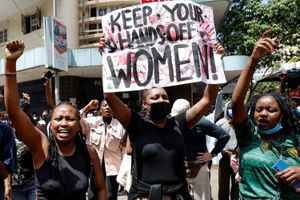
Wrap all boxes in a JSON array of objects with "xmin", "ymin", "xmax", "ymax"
[{"xmin": 35, "ymin": 146, "xmax": 88, "ymax": 200}]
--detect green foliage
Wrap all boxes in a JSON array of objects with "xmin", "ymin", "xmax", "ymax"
[
  {"xmin": 219, "ymin": 0, "xmax": 300, "ymax": 68},
  {"xmin": 253, "ymin": 81, "xmax": 280, "ymax": 95}
]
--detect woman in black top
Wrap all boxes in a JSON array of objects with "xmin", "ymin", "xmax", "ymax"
[
  {"xmin": 98, "ymin": 35, "xmax": 223, "ymax": 200},
  {"xmin": 4, "ymin": 40, "xmax": 107, "ymax": 200}
]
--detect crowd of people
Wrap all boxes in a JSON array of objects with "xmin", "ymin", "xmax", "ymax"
[{"xmin": 0, "ymin": 28, "xmax": 299, "ymax": 200}]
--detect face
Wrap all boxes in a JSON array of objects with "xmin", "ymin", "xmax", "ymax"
[
  {"xmin": 42, "ymin": 111, "xmax": 48, "ymax": 120},
  {"xmin": 50, "ymin": 104, "xmax": 79, "ymax": 143},
  {"xmin": 143, "ymin": 88, "xmax": 169, "ymax": 113},
  {"xmin": 100, "ymin": 100, "xmax": 113, "ymax": 121},
  {"xmin": 254, "ymin": 96, "xmax": 282, "ymax": 131}
]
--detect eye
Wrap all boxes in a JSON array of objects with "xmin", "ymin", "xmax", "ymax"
[
  {"xmin": 54, "ymin": 117, "xmax": 62, "ymax": 122},
  {"xmin": 66, "ymin": 118, "xmax": 76, "ymax": 122},
  {"xmin": 255, "ymin": 108, "xmax": 262, "ymax": 112}
]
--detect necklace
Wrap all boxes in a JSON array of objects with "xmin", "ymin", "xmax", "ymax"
[{"xmin": 58, "ymin": 146, "xmax": 76, "ymax": 157}]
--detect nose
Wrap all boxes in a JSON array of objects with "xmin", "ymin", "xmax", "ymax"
[
  {"xmin": 260, "ymin": 109, "xmax": 268, "ymax": 117},
  {"xmin": 60, "ymin": 118, "xmax": 68, "ymax": 126}
]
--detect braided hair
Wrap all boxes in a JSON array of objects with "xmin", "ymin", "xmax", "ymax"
[
  {"xmin": 48, "ymin": 102, "xmax": 91, "ymax": 177},
  {"xmin": 247, "ymin": 93, "xmax": 300, "ymax": 152}
]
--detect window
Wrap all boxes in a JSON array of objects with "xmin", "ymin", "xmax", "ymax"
[
  {"xmin": 21, "ymin": 8, "xmax": 41, "ymax": 34},
  {"xmin": 0, "ymin": 29, "xmax": 7, "ymax": 44},
  {"xmin": 91, "ymin": 8, "xmax": 96, "ymax": 17},
  {"xmin": 89, "ymin": 24, "xmax": 97, "ymax": 34}
]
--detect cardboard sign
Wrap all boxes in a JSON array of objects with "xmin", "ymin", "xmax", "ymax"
[
  {"xmin": 141, "ymin": 0, "xmax": 166, "ymax": 4},
  {"xmin": 102, "ymin": 0, "xmax": 226, "ymax": 92}
]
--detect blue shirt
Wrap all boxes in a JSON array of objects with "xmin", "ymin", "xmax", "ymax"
[{"xmin": 0, "ymin": 122, "xmax": 17, "ymax": 200}]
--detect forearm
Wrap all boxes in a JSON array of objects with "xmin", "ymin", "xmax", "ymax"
[
  {"xmin": 232, "ymin": 56, "xmax": 258, "ymax": 105},
  {"xmin": 187, "ymin": 84, "xmax": 219, "ymax": 129},
  {"xmin": 231, "ymin": 56, "xmax": 258, "ymax": 123},
  {"xmin": 45, "ymin": 81, "xmax": 55, "ymax": 109},
  {"xmin": 79, "ymin": 104, "xmax": 92, "ymax": 118},
  {"xmin": 4, "ymin": 59, "xmax": 21, "ymax": 117},
  {"xmin": 104, "ymin": 93, "xmax": 131, "ymax": 128},
  {"xmin": 4, "ymin": 174, "xmax": 12, "ymax": 200},
  {"xmin": 211, "ymin": 136, "xmax": 230, "ymax": 156}
]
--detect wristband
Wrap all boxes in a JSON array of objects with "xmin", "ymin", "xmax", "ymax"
[{"xmin": 0, "ymin": 72, "xmax": 16, "ymax": 76}]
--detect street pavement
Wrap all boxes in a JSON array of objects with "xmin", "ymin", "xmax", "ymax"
[{"xmin": 118, "ymin": 165, "xmax": 219, "ymax": 200}]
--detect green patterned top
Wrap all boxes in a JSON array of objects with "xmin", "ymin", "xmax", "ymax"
[{"xmin": 234, "ymin": 117, "xmax": 300, "ymax": 200}]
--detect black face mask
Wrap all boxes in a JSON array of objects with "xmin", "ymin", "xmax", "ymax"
[{"xmin": 150, "ymin": 102, "xmax": 171, "ymax": 120}]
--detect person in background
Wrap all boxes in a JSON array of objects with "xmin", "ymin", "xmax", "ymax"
[
  {"xmin": 80, "ymin": 99, "xmax": 126, "ymax": 200},
  {"xmin": 231, "ymin": 29, "xmax": 300, "ymax": 199},
  {"xmin": 98, "ymin": 35, "xmax": 223, "ymax": 199},
  {"xmin": 0, "ymin": 121, "xmax": 17, "ymax": 200},
  {"xmin": 4, "ymin": 40, "xmax": 107, "ymax": 200},
  {"xmin": 37, "ymin": 110, "xmax": 50, "ymax": 129},
  {"xmin": 216, "ymin": 101, "xmax": 238, "ymax": 200},
  {"xmin": 11, "ymin": 94, "xmax": 41, "ymax": 200},
  {"xmin": 170, "ymin": 99, "xmax": 230, "ymax": 200}
]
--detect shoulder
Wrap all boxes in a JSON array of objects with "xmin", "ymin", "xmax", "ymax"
[
  {"xmin": 0, "ymin": 122, "xmax": 14, "ymax": 138},
  {"xmin": 86, "ymin": 144, "xmax": 98, "ymax": 162}
]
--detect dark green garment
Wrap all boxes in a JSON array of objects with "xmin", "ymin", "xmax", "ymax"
[{"xmin": 234, "ymin": 117, "xmax": 300, "ymax": 200}]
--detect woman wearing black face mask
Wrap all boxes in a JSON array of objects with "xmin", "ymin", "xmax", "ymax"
[{"xmin": 99, "ymin": 35, "xmax": 223, "ymax": 200}]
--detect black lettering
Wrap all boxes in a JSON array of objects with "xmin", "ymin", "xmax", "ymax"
[
  {"xmin": 131, "ymin": 29, "xmax": 141, "ymax": 46},
  {"xmin": 187, "ymin": 22, "xmax": 196, "ymax": 39},
  {"xmin": 132, "ymin": 7, "xmax": 143, "ymax": 28},
  {"xmin": 188, "ymin": 4, "xmax": 197, "ymax": 21},
  {"xmin": 118, "ymin": 31, "xmax": 131, "ymax": 50},
  {"xmin": 142, "ymin": 6, "xmax": 152, "ymax": 25},
  {"xmin": 177, "ymin": 3, "xmax": 189, "ymax": 21},
  {"xmin": 191, "ymin": 42, "xmax": 204, "ymax": 78},
  {"xmin": 195, "ymin": 6, "xmax": 204, "ymax": 23},
  {"xmin": 203, "ymin": 44, "xmax": 209, "ymax": 79},
  {"xmin": 156, "ymin": 25, "xmax": 166, "ymax": 45},
  {"xmin": 163, "ymin": 4, "xmax": 179, "ymax": 21},
  {"xmin": 138, "ymin": 27, "xmax": 150, "ymax": 45},
  {"xmin": 174, "ymin": 44, "xmax": 192, "ymax": 81},
  {"xmin": 151, "ymin": 45, "xmax": 174, "ymax": 83},
  {"xmin": 148, "ymin": 26, "xmax": 158, "ymax": 45},
  {"xmin": 107, "ymin": 55, "xmax": 131, "ymax": 88},
  {"xmin": 122, "ymin": 9, "xmax": 132, "ymax": 29},
  {"xmin": 106, "ymin": 39, "xmax": 118, "ymax": 53},
  {"xmin": 209, "ymin": 45, "xmax": 218, "ymax": 80},
  {"xmin": 132, "ymin": 50, "xmax": 153, "ymax": 86},
  {"xmin": 166, "ymin": 23, "xmax": 180, "ymax": 41},
  {"xmin": 110, "ymin": 13, "xmax": 121, "ymax": 32},
  {"xmin": 178, "ymin": 23, "xmax": 187, "ymax": 40}
]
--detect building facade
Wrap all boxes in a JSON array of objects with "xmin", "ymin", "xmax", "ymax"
[{"xmin": 0, "ymin": 0, "xmax": 235, "ymax": 116}]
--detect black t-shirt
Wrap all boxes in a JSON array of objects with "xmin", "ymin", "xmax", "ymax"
[
  {"xmin": 126, "ymin": 111, "xmax": 187, "ymax": 185},
  {"xmin": 12, "ymin": 140, "xmax": 35, "ymax": 187}
]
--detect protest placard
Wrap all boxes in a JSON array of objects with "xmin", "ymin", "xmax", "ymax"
[{"xmin": 102, "ymin": 0, "xmax": 226, "ymax": 92}]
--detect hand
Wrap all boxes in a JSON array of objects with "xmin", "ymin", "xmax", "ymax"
[
  {"xmin": 88, "ymin": 99, "xmax": 99, "ymax": 110},
  {"xmin": 4, "ymin": 186, "xmax": 12, "ymax": 200},
  {"xmin": 196, "ymin": 152, "xmax": 213, "ymax": 163},
  {"xmin": 222, "ymin": 150, "xmax": 233, "ymax": 157},
  {"xmin": 215, "ymin": 42, "xmax": 225, "ymax": 59},
  {"xmin": 98, "ymin": 34, "xmax": 106, "ymax": 55},
  {"xmin": 251, "ymin": 29, "xmax": 278, "ymax": 60},
  {"xmin": 22, "ymin": 92, "xmax": 30, "ymax": 103},
  {"xmin": 276, "ymin": 166, "xmax": 300, "ymax": 186},
  {"xmin": 4, "ymin": 40, "xmax": 25, "ymax": 61},
  {"xmin": 279, "ymin": 71, "xmax": 287, "ymax": 81}
]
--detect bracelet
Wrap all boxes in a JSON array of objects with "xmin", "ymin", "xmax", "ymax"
[{"xmin": 0, "ymin": 72, "xmax": 16, "ymax": 76}]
